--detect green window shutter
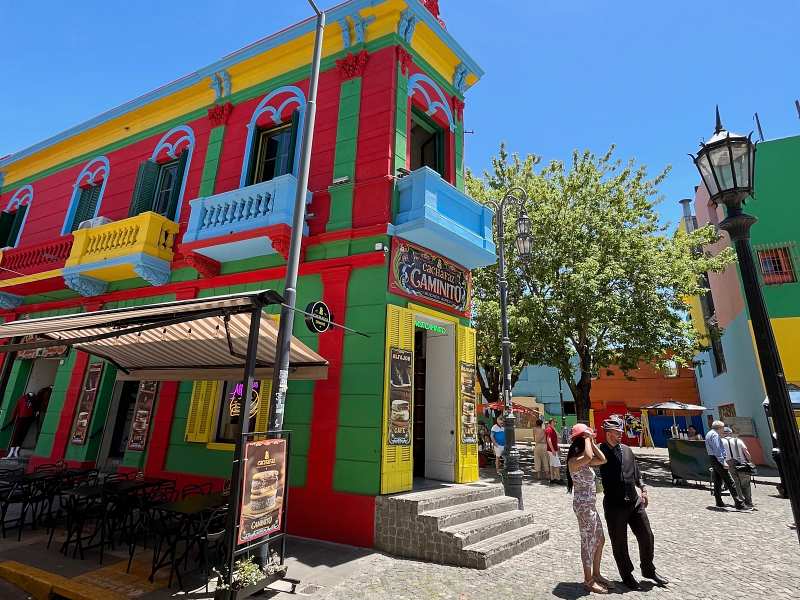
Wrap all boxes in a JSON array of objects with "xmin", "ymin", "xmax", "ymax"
[
  {"xmin": 6, "ymin": 205, "xmax": 27, "ymax": 247},
  {"xmin": 70, "ymin": 186, "xmax": 101, "ymax": 232},
  {"xmin": 164, "ymin": 150, "xmax": 189, "ymax": 221},
  {"xmin": 0, "ymin": 211, "xmax": 16, "ymax": 247},
  {"xmin": 129, "ymin": 160, "xmax": 160, "ymax": 217},
  {"xmin": 185, "ymin": 380, "xmax": 220, "ymax": 443},
  {"xmin": 285, "ymin": 109, "xmax": 301, "ymax": 175}
]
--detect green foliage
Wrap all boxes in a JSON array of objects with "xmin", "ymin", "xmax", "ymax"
[{"xmin": 468, "ymin": 144, "xmax": 735, "ymax": 419}]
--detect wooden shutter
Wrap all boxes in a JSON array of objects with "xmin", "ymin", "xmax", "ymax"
[
  {"xmin": 285, "ymin": 109, "xmax": 301, "ymax": 175},
  {"xmin": 129, "ymin": 160, "xmax": 160, "ymax": 217},
  {"xmin": 185, "ymin": 380, "xmax": 220, "ymax": 442},
  {"xmin": 6, "ymin": 205, "xmax": 27, "ymax": 248},
  {"xmin": 380, "ymin": 304, "xmax": 415, "ymax": 494},
  {"xmin": 455, "ymin": 324, "xmax": 479, "ymax": 483},
  {"xmin": 70, "ymin": 186, "xmax": 101, "ymax": 232},
  {"xmin": 253, "ymin": 380, "xmax": 273, "ymax": 440},
  {"xmin": 164, "ymin": 150, "xmax": 188, "ymax": 221},
  {"xmin": 0, "ymin": 211, "xmax": 16, "ymax": 247}
]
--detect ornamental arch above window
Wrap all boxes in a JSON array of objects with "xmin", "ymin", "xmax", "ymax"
[
  {"xmin": 63, "ymin": 156, "xmax": 110, "ymax": 234},
  {"xmin": 0, "ymin": 185, "xmax": 34, "ymax": 248},
  {"xmin": 128, "ymin": 125, "xmax": 195, "ymax": 222},
  {"xmin": 240, "ymin": 85, "xmax": 306, "ymax": 188}
]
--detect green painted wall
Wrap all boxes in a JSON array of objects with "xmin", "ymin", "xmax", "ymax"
[
  {"xmin": 32, "ymin": 350, "xmax": 80, "ymax": 458},
  {"xmin": 199, "ymin": 125, "xmax": 227, "ymax": 197},
  {"xmin": 747, "ymin": 135, "xmax": 800, "ymax": 318},
  {"xmin": 333, "ymin": 265, "xmax": 388, "ymax": 495},
  {"xmin": 327, "ymin": 77, "xmax": 362, "ymax": 232},
  {"xmin": 64, "ymin": 357, "xmax": 118, "ymax": 463}
]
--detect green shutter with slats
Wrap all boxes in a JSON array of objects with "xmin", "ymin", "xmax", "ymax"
[
  {"xmin": 185, "ymin": 380, "xmax": 221, "ymax": 442},
  {"xmin": 6, "ymin": 205, "xmax": 27, "ymax": 248},
  {"xmin": 164, "ymin": 150, "xmax": 188, "ymax": 221},
  {"xmin": 70, "ymin": 186, "xmax": 101, "ymax": 232},
  {"xmin": 0, "ymin": 211, "xmax": 16, "ymax": 248},
  {"xmin": 129, "ymin": 160, "xmax": 160, "ymax": 217},
  {"xmin": 285, "ymin": 109, "xmax": 301, "ymax": 175}
]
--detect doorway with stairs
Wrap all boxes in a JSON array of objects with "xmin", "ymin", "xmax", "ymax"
[{"xmin": 97, "ymin": 380, "xmax": 139, "ymax": 472}]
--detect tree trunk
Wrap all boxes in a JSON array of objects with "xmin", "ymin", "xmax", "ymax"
[
  {"xmin": 477, "ymin": 363, "xmax": 501, "ymax": 404},
  {"xmin": 574, "ymin": 370, "xmax": 592, "ymax": 424}
]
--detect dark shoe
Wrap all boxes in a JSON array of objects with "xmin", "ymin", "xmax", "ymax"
[
  {"xmin": 643, "ymin": 572, "xmax": 669, "ymax": 586},
  {"xmin": 736, "ymin": 504, "xmax": 753, "ymax": 511},
  {"xmin": 621, "ymin": 575, "xmax": 641, "ymax": 590},
  {"xmin": 715, "ymin": 501, "xmax": 726, "ymax": 508}
]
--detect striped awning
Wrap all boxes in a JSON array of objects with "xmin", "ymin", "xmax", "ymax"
[{"xmin": 0, "ymin": 290, "xmax": 328, "ymax": 382}]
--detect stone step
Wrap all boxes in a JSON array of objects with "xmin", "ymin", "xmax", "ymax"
[
  {"xmin": 386, "ymin": 483, "xmax": 504, "ymax": 515},
  {"xmin": 442, "ymin": 509, "xmax": 536, "ymax": 548},
  {"xmin": 462, "ymin": 523, "xmax": 550, "ymax": 569},
  {"xmin": 419, "ymin": 496, "xmax": 520, "ymax": 529}
]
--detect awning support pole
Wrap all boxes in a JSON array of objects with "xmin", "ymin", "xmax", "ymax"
[
  {"xmin": 0, "ymin": 338, "xmax": 20, "ymax": 429},
  {"xmin": 225, "ymin": 305, "xmax": 262, "ymax": 585}
]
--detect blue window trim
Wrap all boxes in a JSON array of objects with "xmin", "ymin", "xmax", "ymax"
[
  {"xmin": 239, "ymin": 85, "xmax": 306, "ymax": 188},
  {"xmin": 408, "ymin": 73, "xmax": 455, "ymax": 132},
  {"xmin": 150, "ymin": 125, "xmax": 195, "ymax": 222},
  {"xmin": 61, "ymin": 156, "xmax": 110, "ymax": 235},
  {"xmin": 4, "ymin": 185, "xmax": 34, "ymax": 248}
]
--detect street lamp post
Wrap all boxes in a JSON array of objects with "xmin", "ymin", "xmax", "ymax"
[
  {"xmin": 486, "ymin": 188, "xmax": 532, "ymax": 509},
  {"xmin": 691, "ymin": 108, "xmax": 800, "ymax": 541}
]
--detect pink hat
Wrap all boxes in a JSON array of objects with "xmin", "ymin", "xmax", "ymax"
[{"xmin": 571, "ymin": 423, "xmax": 593, "ymax": 440}]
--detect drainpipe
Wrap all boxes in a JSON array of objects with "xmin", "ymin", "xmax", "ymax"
[{"xmin": 679, "ymin": 198, "xmax": 696, "ymax": 233}]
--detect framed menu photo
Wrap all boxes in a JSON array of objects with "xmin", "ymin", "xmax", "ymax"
[
  {"xmin": 70, "ymin": 362, "xmax": 104, "ymax": 445},
  {"xmin": 387, "ymin": 347, "xmax": 413, "ymax": 445},
  {"xmin": 460, "ymin": 362, "xmax": 477, "ymax": 444},
  {"xmin": 127, "ymin": 381, "xmax": 159, "ymax": 451}
]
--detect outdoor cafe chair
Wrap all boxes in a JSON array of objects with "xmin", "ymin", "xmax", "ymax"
[{"xmin": 193, "ymin": 506, "xmax": 229, "ymax": 592}]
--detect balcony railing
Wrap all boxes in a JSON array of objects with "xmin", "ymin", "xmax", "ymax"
[
  {"xmin": 67, "ymin": 211, "xmax": 178, "ymax": 268},
  {"xmin": 183, "ymin": 174, "xmax": 310, "ymax": 249},
  {"xmin": 0, "ymin": 236, "xmax": 73, "ymax": 279},
  {"xmin": 394, "ymin": 167, "xmax": 496, "ymax": 269}
]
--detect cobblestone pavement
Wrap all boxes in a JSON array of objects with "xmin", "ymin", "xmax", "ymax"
[{"xmin": 319, "ymin": 463, "xmax": 798, "ymax": 600}]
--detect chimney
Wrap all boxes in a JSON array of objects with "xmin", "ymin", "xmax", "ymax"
[{"xmin": 679, "ymin": 198, "xmax": 697, "ymax": 233}]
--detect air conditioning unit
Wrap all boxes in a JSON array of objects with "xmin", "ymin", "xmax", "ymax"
[{"xmin": 77, "ymin": 216, "xmax": 113, "ymax": 230}]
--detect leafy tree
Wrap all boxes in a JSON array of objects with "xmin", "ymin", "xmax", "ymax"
[{"xmin": 468, "ymin": 145, "xmax": 734, "ymax": 422}]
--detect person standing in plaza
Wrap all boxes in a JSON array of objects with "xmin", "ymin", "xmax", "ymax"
[
  {"xmin": 598, "ymin": 415, "xmax": 668, "ymax": 590},
  {"xmin": 722, "ymin": 426, "xmax": 754, "ymax": 509},
  {"xmin": 490, "ymin": 415, "xmax": 505, "ymax": 473},
  {"xmin": 705, "ymin": 420, "xmax": 747, "ymax": 510},
  {"xmin": 545, "ymin": 418, "xmax": 562, "ymax": 483},
  {"xmin": 566, "ymin": 423, "xmax": 611, "ymax": 594},
  {"xmin": 532, "ymin": 418, "xmax": 550, "ymax": 481}
]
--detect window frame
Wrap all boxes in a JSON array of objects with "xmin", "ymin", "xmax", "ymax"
[
  {"xmin": 249, "ymin": 121, "xmax": 294, "ymax": 186},
  {"xmin": 409, "ymin": 108, "xmax": 445, "ymax": 177},
  {"xmin": 151, "ymin": 159, "xmax": 180, "ymax": 217},
  {"xmin": 757, "ymin": 246, "xmax": 797, "ymax": 285}
]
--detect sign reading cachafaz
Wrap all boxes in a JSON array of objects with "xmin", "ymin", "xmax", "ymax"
[{"xmin": 389, "ymin": 239, "xmax": 472, "ymax": 314}]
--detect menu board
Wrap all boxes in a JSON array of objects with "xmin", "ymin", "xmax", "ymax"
[
  {"xmin": 127, "ymin": 381, "xmax": 159, "ymax": 451},
  {"xmin": 388, "ymin": 347, "xmax": 413, "ymax": 445},
  {"xmin": 238, "ymin": 438, "xmax": 287, "ymax": 545},
  {"xmin": 460, "ymin": 362, "xmax": 477, "ymax": 444},
  {"xmin": 70, "ymin": 362, "xmax": 104, "ymax": 445}
]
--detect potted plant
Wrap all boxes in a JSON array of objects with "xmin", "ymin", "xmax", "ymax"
[{"xmin": 214, "ymin": 553, "xmax": 288, "ymax": 600}]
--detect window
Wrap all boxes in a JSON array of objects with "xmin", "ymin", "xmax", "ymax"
[
  {"xmin": 129, "ymin": 151, "xmax": 188, "ymax": 220},
  {"xmin": 247, "ymin": 111, "xmax": 299, "ymax": 186},
  {"xmin": 663, "ymin": 360, "xmax": 679, "ymax": 378},
  {"xmin": 68, "ymin": 185, "xmax": 102, "ymax": 232},
  {"xmin": 184, "ymin": 379, "xmax": 270, "ymax": 447},
  {"xmin": 410, "ymin": 110, "xmax": 443, "ymax": 176},
  {"xmin": 758, "ymin": 247, "xmax": 796, "ymax": 285},
  {"xmin": 0, "ymin": 206, "xmax": 27, "ymax": 248},
  {"xmin": 214, "ymin": 380, "xmax": 261, "ymax": 443}
]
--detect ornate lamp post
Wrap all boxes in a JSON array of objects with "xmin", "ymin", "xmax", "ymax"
[
  {"xmin": 486, "ymin": 188, "xmax": 532, "ymax": 509},
  {"xmin": 691, "ymin": 108, "xmax": 800, "ymax": 541}
]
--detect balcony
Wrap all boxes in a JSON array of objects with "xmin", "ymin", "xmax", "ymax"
[
  {"xmin": 63, "ymin": 211, "xmax": 179, "ymax": 296},
  {"xmin": 394, "ymin": 167, "xmax": 496, "ymax": 269},
  {"xmin": 181, "ymin": 174, "xmax": 311, "ymax": 262},
  {"xmin": 0, "ymin": 237, "xmax": 74, "ymax": 308}
]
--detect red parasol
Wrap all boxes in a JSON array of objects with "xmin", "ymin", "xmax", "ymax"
[{"xmin": 484, "ymin": 401, "xmax": 536, "ymax": 415}]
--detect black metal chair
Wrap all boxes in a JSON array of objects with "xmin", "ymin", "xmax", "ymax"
[{"xmin": 194, "ymin": 507, "xmax": 229, "ymax": 592}]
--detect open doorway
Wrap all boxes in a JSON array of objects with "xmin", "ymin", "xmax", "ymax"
[
  {"xmin": 412, "ymin": 316, "xmax": 456, "ymax": 482},
  {"xmin": 97, "ymin": 381, "xmax": 139, "ymax": 472},
  {"xmin": 7, "ymin": 358, "xmax": 59, "ymax": 459}
]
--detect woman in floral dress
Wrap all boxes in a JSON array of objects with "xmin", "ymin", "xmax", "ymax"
[{"xmin": 567, "ymin": 423, "xmax": 612, "ymax": 594}]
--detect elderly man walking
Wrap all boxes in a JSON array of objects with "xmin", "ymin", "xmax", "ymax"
[
  {"xmin": 705, "ymin": 420, "xmax": 748, "ymax": 510},
  {"xmin": 598, "ymin": 415, "xmax": 668, "ymax": 590}
]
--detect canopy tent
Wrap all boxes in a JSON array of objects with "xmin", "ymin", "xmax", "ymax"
[
  {"xmin": 0, "ymin": 290, "xmax": 328, "ymax": 382},
  {"xmin": 484, "ymin": 401, "xmax": 536, "ymax": 415},
  {"xmin": 642, "ymin": 401, "xmax": 707, "ymax": 429}
]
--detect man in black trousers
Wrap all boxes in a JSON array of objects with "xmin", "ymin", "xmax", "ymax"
[{"xmin": 598, "ymin": 415, "xmax": 668, "ymax": 590}]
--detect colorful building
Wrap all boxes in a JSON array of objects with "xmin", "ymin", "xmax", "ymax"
[
  {"xmin": 685, "ymin": 133, "xmax": 800, "ymax": 465},
  {"xmin": 0, "ymin": 0, "xmax": 493, "ymax": 548}
]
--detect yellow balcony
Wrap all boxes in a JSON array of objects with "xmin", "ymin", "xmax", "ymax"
[{"xmin": 63, "ymin": 211, "xmax": 179, "ymax": 296}]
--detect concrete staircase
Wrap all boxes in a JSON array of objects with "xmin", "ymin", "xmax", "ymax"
[{"xmin": 374, "ymin": 482, "xmax": 549, "ymax": 569}]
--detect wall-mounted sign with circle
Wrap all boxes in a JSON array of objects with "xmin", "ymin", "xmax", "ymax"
[{"xmin": 305, "ymin": 301, "xmax": 332, "ymax": 334}]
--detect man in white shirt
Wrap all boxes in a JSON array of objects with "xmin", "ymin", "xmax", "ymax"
[{"xmin": 722, "ymin": 427, "xmax": 754, "ymax": 509}]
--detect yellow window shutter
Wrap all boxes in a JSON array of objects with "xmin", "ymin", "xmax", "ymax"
[
  {"xmin": 185, "ymin": 380, "xmax": 220, "ymax": 443},
  {"xmin": 253, "ymin": 380, "xmax": 273, "ymax": 439},
  {"xmin": 455, "ymin": 324, "xmax": 479, "ymax": 483},
  {"xmin": 380, "ymin": 304, "xmax": 415, "ymax": 494}
]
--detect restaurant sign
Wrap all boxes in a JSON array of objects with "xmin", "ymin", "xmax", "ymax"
[
  {"xmin": 238, "ymin": 438, "xmax": 287, "ymax": 545},
  {"xmin": 389, "ymin": 239, "xmax": 471, "ymax": 314}
]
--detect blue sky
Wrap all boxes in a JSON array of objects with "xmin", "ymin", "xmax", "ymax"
[{"xmin": 2, "ymin": 1, "xmax": 799, "ymax": 226}]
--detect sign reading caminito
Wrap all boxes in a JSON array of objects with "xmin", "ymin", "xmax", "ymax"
[{"xmin": 389, "ymin": 239, "xmax": 471, "ymax": 315}]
